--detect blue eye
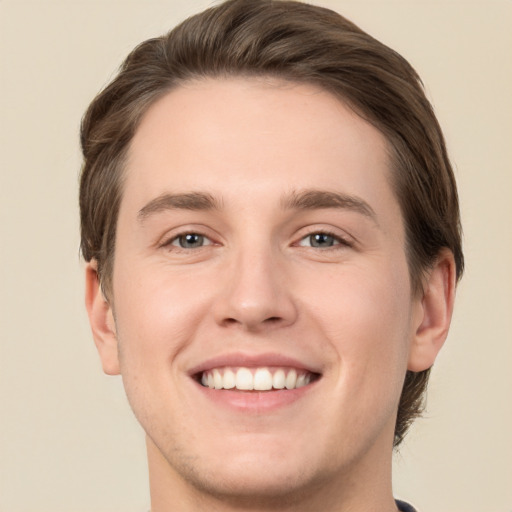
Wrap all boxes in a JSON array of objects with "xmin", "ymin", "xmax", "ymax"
[
  {"xmin": 171, "ymin": 233, "xmax": 210, "ymax": 249},
  {"xmin": 299, "ymin": 232, "xmax": 346, "ymax": 248}
]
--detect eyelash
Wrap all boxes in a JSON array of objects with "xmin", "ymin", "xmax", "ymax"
[
  {"xmin": 162, "ymin": 232, "xmax": 214, "ymax": 250},
  {"xmin": 160, "ymin": 229, "xmax": 352, "ymax": 252},
  {"xmin": 296, "ymin": 230, "xmax": 352, "ymax": 250}
]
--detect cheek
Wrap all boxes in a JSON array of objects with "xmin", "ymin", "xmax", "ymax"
[
  {"xmin": 111, "ymin": 265, "xmax": 215, "ymax": 433},
  {"xmin": 112, "ymin": 263, "xmax": 213, "ymax": 372},
  {"xmin": 323, "ymin": 269, "xmax": 412, "ymax": 440},
  {"xmin": 303, "ymin": 261, "xmax": 413, "ymax": 382}
]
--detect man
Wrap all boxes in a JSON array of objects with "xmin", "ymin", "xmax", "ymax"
[{"xmin": 80, "ymin": 1, "xmax": 463, "ymax": 510}]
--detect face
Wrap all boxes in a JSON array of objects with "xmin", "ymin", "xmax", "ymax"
[{"xmin": 95, "ymin": 78, "xmax": 427, "ymax": 501}]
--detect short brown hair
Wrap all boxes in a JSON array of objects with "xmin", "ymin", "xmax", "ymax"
[{"xmin": 79, "ymin": 0, "xmax": 463, "ymax": 446}]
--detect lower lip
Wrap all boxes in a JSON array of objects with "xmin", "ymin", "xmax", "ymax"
[{"xmin": 193, "ymin": 380, "xmax": 318, "ymax": 413}]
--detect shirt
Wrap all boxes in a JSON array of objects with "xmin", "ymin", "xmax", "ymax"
[{"xmin": 396, "ymin": 499, "xmax": 418, "ymax": 512}]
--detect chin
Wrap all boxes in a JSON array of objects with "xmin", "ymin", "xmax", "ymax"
[
  {"xmin": 155, "ymin": 429, "xmax": 344, "ymax": 507},
  {"xmin": 180, "ymin": 457, "xmax": 323, "ymax": 506}
]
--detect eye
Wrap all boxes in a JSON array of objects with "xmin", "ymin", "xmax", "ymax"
[
  {"xmin": 298, "ymin": 232, "xmax": 348, "ymax": 249},
  {"xmin": 169, "ymin": 233, "xmax": 212, "ymax": 249}
]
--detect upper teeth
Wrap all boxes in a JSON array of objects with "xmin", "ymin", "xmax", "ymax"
[{"xmin": 200, "ymin": 367, "xmax": 312, "ymax": 391}]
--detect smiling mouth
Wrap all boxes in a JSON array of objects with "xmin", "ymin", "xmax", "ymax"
[{"xmin": 197, "ymin": 367, "xmax": 320, "ymax": 391}]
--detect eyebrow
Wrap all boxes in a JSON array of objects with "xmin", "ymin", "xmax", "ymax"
[
  {"xmin": 137, "ymin": 188, "xmax": 377, "ymax": 224},
  {"xmin": 137, "ymin": 192, "xmax": 221, "ymax": 221},
  {"xmin": 282, "ymin": 189, "xmax": 378, "ymax": 223}
]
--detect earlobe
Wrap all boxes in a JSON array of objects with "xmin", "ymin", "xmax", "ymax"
[
  {"xmin": 408, "ymin": 249, "xmax": 457, "ymax": 372},
  {"xmin": 85, "ymin": 261, "xmax": 120, "ymax": 375}
]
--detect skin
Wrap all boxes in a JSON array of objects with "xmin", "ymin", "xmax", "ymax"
[{"xmin": 86, "ymin": 78, "xmax": 456, "ymax": 511}]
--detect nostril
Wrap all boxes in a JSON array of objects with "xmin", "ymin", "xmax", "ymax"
[
  {"xmin": 222, "ymin": 316, "xmax": 282, "ymax": 324},
  {"xmin": 220, "ymin": 315, "xmax": 283, "ymax": 329}
]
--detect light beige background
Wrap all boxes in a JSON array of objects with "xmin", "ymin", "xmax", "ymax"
[{"xmin": 1, "ymin": 1, "xmax": 510, "ymax": 511}]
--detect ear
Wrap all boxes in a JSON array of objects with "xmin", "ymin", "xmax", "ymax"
[
  {"xmin": 408, "ymin": 249, "xmax": 457, "ymax": 372},
  {"xmin": 85, "ymin": 261, "xmax": 120, "ymax": 375}
]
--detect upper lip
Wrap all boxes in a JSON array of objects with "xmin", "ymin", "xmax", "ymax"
[{"xmin": 188, "ymin": 352, "xmax": 323, "ymax": 377}]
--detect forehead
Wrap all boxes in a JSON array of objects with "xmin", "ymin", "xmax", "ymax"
[{"xmin": 123, "ymin": 77, "xmax": 399, "ymax": 222}]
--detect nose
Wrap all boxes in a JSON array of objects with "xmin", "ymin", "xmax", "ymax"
[{"xmin": 212, "ymin": 246, "xmax": 298, "ymax": 332}]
